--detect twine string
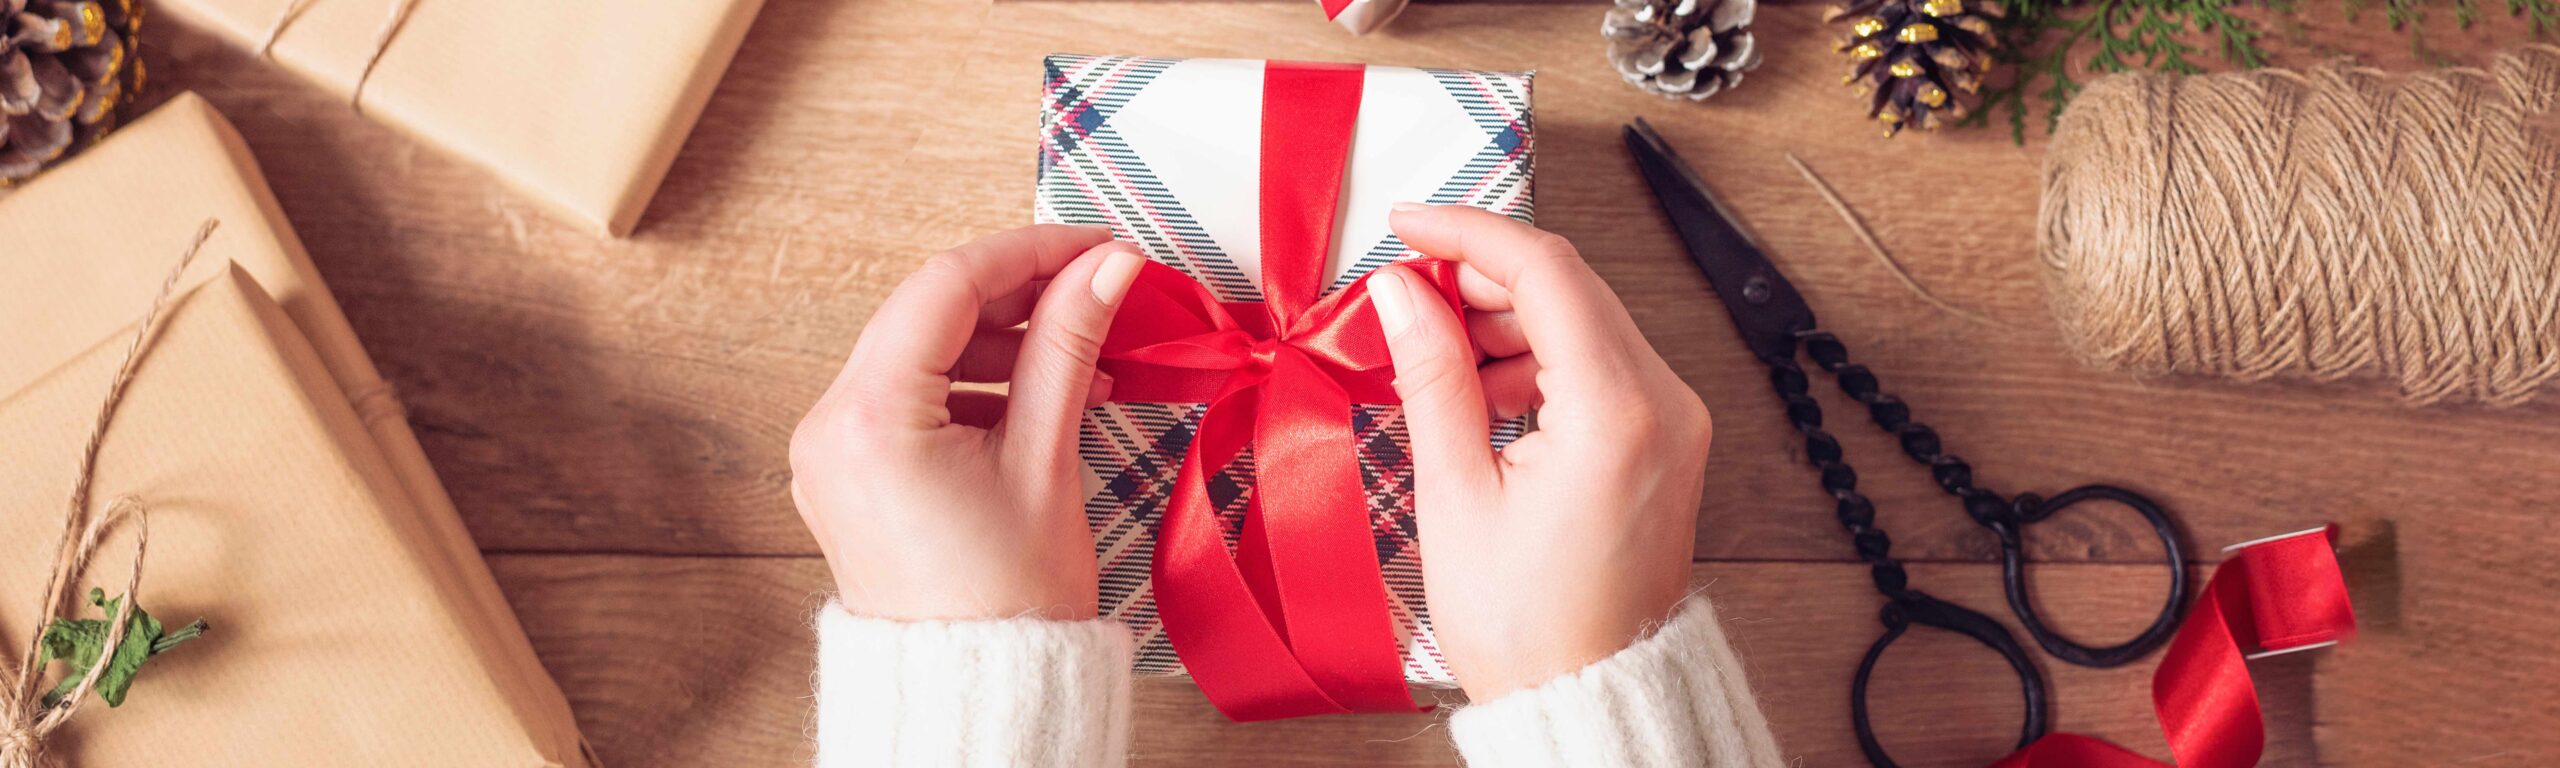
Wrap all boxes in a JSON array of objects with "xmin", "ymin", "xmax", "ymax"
[
  {"xmin": 2041, "ymin": 46, "xmax": 2560, "ymax": 406},
  {"xmin": 255, "ymin": 0, "xmax": 419, "ymax": 114},
  {"xmin": 1785, "ymin": 153, "xmax": 2002, "ymax": 328},
  {"xmin": 0, "ymin": 220, "xmax": 218, "ymax": 768}
]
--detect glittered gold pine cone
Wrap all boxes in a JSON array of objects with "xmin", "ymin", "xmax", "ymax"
[
  {"xmin": 1826, "ymin": 0, "xmax": 1999, "ymax": 136},
  {"xmin": 2, "ymin": 0, "xmax": 143, "ymax": 185},
  {"xmin": 1605, "ymin": 0, "xmax": 1762, "ymax": 101}
]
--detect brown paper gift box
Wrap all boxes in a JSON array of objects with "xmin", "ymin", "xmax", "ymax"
[
  {"xmin": 153, "ymin": 0, "xmax": 767, "ymax": 236},
  {"xmin": 0, "ymin": 94, "xmax": 591, "ymax": 765}
]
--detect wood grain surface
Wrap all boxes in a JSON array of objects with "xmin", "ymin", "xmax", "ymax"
[
  {"xmin": 131, "ymin": 0, "xmax": 2560, "ymax": 763},
  {"xmin": 493, "ymin": 557, "xmax": 2316, "ymax": 767}
]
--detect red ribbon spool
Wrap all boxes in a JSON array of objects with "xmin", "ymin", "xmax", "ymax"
[{"xmin": 1996, "ymin": 527, "xmax": 2356, "ymax": 767}]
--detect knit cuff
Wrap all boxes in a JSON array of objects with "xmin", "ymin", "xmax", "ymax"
[
  {"xmin": 1448, "ymin": 596, "xmax": 1786, "ymax": 767},
  {"xmin": 813, "ymin": 602, "xmax": 1134, "ymax": 768}
]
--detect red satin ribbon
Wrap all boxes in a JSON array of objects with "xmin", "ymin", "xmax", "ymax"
[
  {"xmin": 1097, "ymin": 61, "xmax": 1464, "ymax": 721},
  {"xmin": 1994, "ymin": 527, "xmax": 2356, "ymax": 768}
]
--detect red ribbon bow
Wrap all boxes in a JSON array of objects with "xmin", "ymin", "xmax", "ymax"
[
  {"xmin": 1096, "ymin": 61, "xmax": 1464, "ymax": 721},
  {"xmin": 1996, "ymin": 526, "xmax": 2356, "ymax": 767}
]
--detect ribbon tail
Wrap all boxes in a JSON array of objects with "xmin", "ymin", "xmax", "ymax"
[
  {"xmin": 2155, "ymin": 570, "xmax": 2263, "ymax": 768},
  {"xmin": 1250, "ymin": 351, "xmax": 1416, "ymax": 712},
  {"xmin": 1152, "ymin": 388, "xmax": 1347, "ymax": 720},
  {"xmin": 1993, "ymin": 733, "xmax": 2168, "ymax": 768},
  {"xmin": 1234, "ymin": 491, "xmax": 1290, "ymax": 642}
]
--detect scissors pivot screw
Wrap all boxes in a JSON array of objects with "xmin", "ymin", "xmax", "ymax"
[{"xmin": 1742, "ymin": 276, "xmax": 1773, "ymax": 304}]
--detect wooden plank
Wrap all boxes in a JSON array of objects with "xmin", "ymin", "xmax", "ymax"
[
  {"xmin": 490, "ymin": 555, "xmax": 2313, "ymax": 766},
  {"xmin": 2314, "ymin": 514, "xmax": 2560, "ymax": 765},
  {"xmin": 145, "ymin": 0, "xmax": 2560, "ymax": 564},
  {"xmin": 1005, "ymin": 0, "xmax": 1833, "ymax": 5}
]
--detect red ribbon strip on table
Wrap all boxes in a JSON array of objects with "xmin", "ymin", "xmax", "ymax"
[
  {"xmin": 1096, "ymin": 61, "xmax": 1466, "ymax": 721},
  {"xmin": 1993, "ymin": 526, "xmax": 2356, "ymax": 768}
]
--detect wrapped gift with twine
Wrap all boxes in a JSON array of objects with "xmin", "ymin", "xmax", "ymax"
[
  {"xmin": 1039, "ymin": 54, "xmax": 1533, "ymax": 720},
  {"xmin": 153, "ymin": 0, "xmax": 767, "ymax": 236},
  {"xmin": 0, "ymin": 95, "xmax": 590, "ymax": 765}
]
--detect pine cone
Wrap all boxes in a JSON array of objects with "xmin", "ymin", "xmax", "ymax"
[
  {"xmin": 2, "ymin": 0, "xmax": 142, "ymax": 185},
  {"xmin": 1605, "ymin": 0, "xmax": 1761, "ymax": 101},
  {"xmin": 1826, "ymin": 0, "xmax": 2000, "ymax": 136}
]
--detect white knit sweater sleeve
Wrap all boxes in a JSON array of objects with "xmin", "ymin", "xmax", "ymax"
[
  {"xmin": 813, "ymin": 602, "xmax": 1133, "ymax": 768},
  {"xmin": 1448, "ymin": 596, "xmax": 1786, "ymax": 767}
]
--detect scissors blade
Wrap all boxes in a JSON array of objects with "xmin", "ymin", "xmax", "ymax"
[{"xmin": 1622, "ymin": 118, "xmax": 1815, "ymax": 363}]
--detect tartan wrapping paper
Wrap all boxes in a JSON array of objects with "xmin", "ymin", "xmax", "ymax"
[{"xmin": 1035, "ymin": 54, "xmax": 1534, "ymax": 682}]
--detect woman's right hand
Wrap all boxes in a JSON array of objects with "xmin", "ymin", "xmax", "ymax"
[{"xmin": 1366, "ymin": 204, "xmax": 1713, "ymax": 701}]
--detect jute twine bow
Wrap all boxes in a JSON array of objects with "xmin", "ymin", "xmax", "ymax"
[
  {"xmin": 256, "ymin": 0, "xmax": 419, "ymax": 114},
  {"xmin": 0, "ymin": 220, "xmax": 218, "ymax": 768}
]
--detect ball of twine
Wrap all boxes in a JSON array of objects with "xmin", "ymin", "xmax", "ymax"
[{"xmin": 2040, "ymin": 46, "xmax": 2560, "ymax": 406}]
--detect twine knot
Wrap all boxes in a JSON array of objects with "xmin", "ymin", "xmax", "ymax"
[{"xmin": 0, "ymin": 725, "xmax": 48, "ymax": 768}]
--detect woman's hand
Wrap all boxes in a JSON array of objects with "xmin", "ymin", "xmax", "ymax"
[
  {"xmin": 1368, "ymin": 205, "xmax": 1711, "ymax": 701},
  {"xmin": 789, "ymin": 225, "xmax": 1145, "ymax": 622}
]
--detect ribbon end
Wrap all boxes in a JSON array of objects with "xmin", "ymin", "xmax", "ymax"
[{"xmin": 2222, "ymin": 524, "xmax": 2360, "ymax": 656}]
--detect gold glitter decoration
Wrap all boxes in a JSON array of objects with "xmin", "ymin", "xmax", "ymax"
[
  {"xmin": 80, "ymin": 3, "xmax": 108, "ymax": 44},
  {"xmin": 1897, "ymin": 23, "xmax": 1938, "ymax": 43},
  {"xmin": 1919, "ymin": 84, "xmax": 1949, "ymax": 107},
  {"xmin": 1923, "ymin": 0, "xmax": 1962, "ymax": 16},
  {"xmin": 1889, "ymin": 60, "xmax": 1924, "ymax": 78},
  {"xmin": 1852, "ymin": 16, "xmax": 1888, "ymax": 36},
  {"xmin": 1852, "ymin": 41, "xmax": 1886, "ymax": 62}
]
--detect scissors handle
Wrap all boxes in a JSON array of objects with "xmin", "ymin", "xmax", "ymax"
[
  {"xmin": 1795, "ymin": 331, "xmax": 2191, "ymax": 668},
  {"xmin": 1766, "ymin": 337, "xmax": 2050, "ymax": 767},
  {"xmin": 1998, "ymin": 485, "xmax": 2191, "ymax": 667},
  {"xmin": 1851, "ymin": 590, "xmax": 2049, "ymax": 767}
]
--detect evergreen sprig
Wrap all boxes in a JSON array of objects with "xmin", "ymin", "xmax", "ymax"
[
  {"xmin": 37, "ymin": 588, "xmax": 205, "ymax": 709},
  {"xmin": 1969, "ymin": 0, "xmax": 2559, "ymax": 142}
]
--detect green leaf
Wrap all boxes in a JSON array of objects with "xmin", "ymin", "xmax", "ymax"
[
  {"xmin": 1971, "ymin": 0, "xmax": 2281, "ymax": 143},
  {"xmin": 37, "ymin": 588, "xmax": 204, "ymax": 709}
]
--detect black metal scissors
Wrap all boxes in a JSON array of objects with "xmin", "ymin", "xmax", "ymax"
[{"xmin": 1623, "ymin": 118, "xmax": 2191, "ymax": 766}]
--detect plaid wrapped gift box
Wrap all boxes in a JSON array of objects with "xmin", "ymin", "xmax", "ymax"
[{"xmin": 1035, "ymin": 54, "xmax": 1533, "ymax": 684}]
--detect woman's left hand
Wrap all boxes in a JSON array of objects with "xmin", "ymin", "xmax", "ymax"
[{"xmin": 789, "ymin": 225, "xmax": 1144, "ymax": 621}]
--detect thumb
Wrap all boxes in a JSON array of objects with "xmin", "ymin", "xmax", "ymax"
[
  {"xmin": 1370, "ymin": 265, "xmax": 1497, "ymax": 488},
  {"xmin": 1004, "ymin": 242, "xmax": 1145, "ymax": 461}
]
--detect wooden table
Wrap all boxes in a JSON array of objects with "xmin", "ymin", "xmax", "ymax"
[{"xmin": 145, "ymin": 0, "xmax": 2559, "ymax": 764}]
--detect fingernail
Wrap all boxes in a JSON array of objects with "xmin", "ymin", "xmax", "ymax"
[
  {"xmin": 1369, "ymin": 267, "xmax": 1414, "ymax": 336},
  {"xmin": 1086, "ymin": 371, "xmax": 1116, "ymax": 407},
  {"xmin": 1091, "ymin": 247, "xmax": 1143, "ymax": 307},
  {"xmin": 1390, "ymin": 202, "xmax": 1429, "ymax": 213}
]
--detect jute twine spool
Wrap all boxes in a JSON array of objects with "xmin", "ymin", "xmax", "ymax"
[{"xmin": 2040, "ymin": 46, "xmax": 2560, "ymax": 406}]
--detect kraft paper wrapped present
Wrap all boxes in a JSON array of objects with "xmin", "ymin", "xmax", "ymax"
[
  {"xmin": 154, "ymin": 0, "xmax": 767, "ymax": 236},
  {"xmin": 0, "ymin": 94, "xmax": 591, "ymax": 765},
  {"xmin": 1036, "ymin": 54, "xmax": 1533, "ymax": 689}
]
